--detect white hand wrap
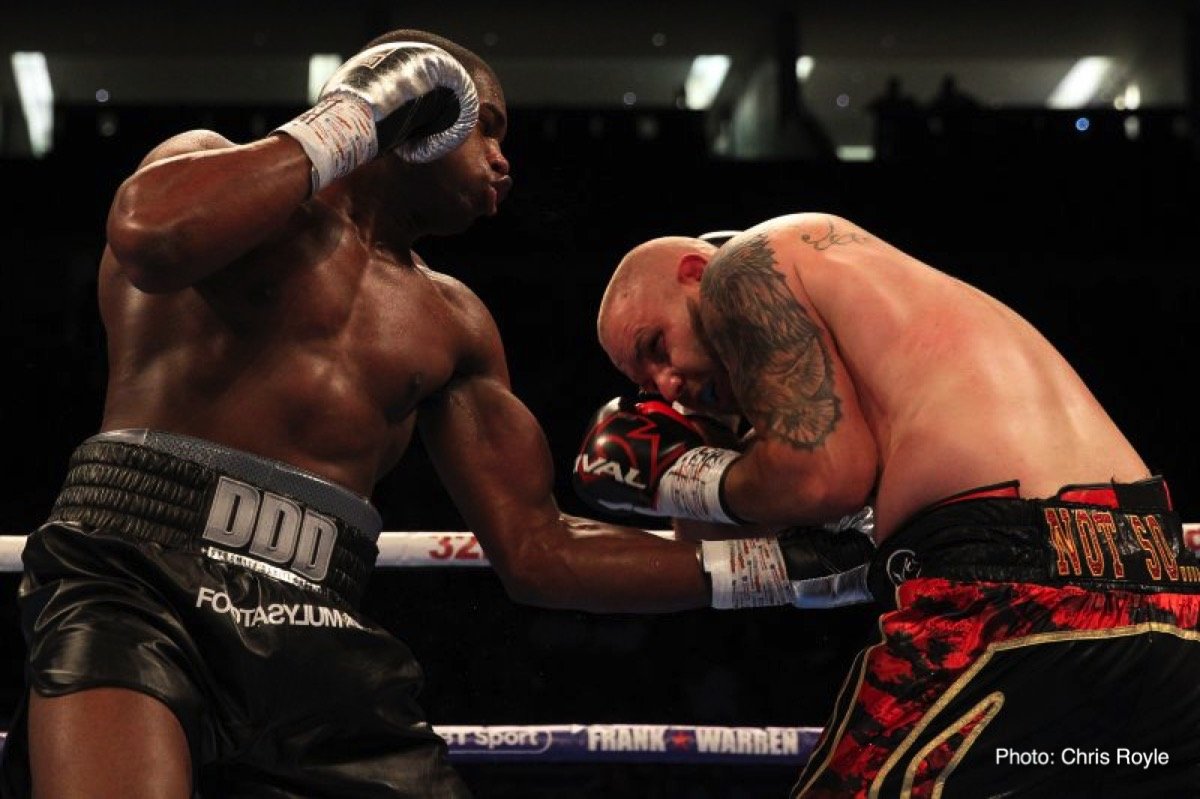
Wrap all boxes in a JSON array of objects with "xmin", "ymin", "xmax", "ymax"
[
  {"xmin": 276, "ymin": 95, "xmax": 378, "ymax": 195},
  {"xmin": 655, "ymin": 446, "xmax": 741, "ymax": 524},
  {"xmin": 701, "ymin": 538, "xmax": 794, "ymax": 609}
]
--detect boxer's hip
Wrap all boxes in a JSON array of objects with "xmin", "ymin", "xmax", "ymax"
[
  {"xmin": 39, "ymin": 429, "xmax": 382, "ymax": 606},
  {"xmin": 794, "ymin": 478, "xmax": 1200, "ymax": 798},
  {"xmin": 7, "ymin": 432, "xmax": 464, "ymax": 796},
  {"xmin": 867, "ymin": 477, "xmax": 1200, "ymax": 605}
]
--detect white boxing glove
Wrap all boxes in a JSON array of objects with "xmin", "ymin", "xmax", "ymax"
[{"xmin": 276, "ymin": 42, "xmax": 480, "ymax": 194}]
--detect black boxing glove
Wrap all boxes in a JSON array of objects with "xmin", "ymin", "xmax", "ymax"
[
  {"xmin": 573, "ymin": 395, "xmax": 743, "ymax": 523},
  {"xmin": 700, "ymin": 507, "xmax": 877, "ymax": 609},
  {"xmin": 276, "ymin": 42, "xmax": 479, "ymax": 193}
]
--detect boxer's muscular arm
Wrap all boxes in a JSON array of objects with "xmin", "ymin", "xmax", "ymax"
[
  {"xmin": 418, "ymin": 293, "xmax": 709, "ymax": 613},
  {"xmin": 700, "ymin": 228, "xmax": 878, "ymax": 525},
  {"xmin": 106, "ymin": 130, "xmax": 311, "ymax": 292},
  {"xmin": 109, "ymin": 44, "xmax": 477, "ymax": 293}
]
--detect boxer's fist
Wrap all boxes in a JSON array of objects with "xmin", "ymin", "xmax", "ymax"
[
  {"xmin": 778, "ymin": 510, "xmax": 876, "ymax": 582},
  {"xmin": 276, "ymin": 42, "xmax": 479, "ymax": 192},
  {"xmin": 573, "ymin": 395, "xmax": 707, "ymax": 517},
  {"xmin": 700, "ymin": 507, "xmax": 877, "ymax": 610},
  {"xmin": 320, "ymin": 42, "xmax": 478, "ymax": 162}
]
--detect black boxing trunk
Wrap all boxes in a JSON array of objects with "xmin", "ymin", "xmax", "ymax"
[
  {"xmin": 867, "ymin": 478, "xmax": 1200, "ymax": 604},
  {"xmin": 0, "ymin": 430, "xmax": 470, "ymax": 799},
  {"xmin": 794, "ymin": 478, "xmax": 1200, "ymax": 799}
]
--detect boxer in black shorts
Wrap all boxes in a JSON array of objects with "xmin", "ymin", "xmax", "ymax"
[
  {"xmin": 1, "ymin": 28, "xmax": 750, "ymax": 799},
  {"xmin": 5, "ymin": 430, "xmax": 467, "ymax": 797}
]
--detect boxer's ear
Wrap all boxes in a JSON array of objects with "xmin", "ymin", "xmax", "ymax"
[{"xmin": 677, "ymin": 253, "xmax": 707, "ymax": 285}]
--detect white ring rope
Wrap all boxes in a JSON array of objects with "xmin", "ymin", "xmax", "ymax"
[
  {"xmin": 0, "ymin": 530, "xmax": 675, "ymax": 572},
  {"xmin": 2, "ymin": 525, "xmax": 1200, "ymax": 572}
]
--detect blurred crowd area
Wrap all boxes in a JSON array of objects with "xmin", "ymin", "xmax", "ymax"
[{"xmin": 1, "ymin": 100, "xmax": 1198, "ymax": 795}]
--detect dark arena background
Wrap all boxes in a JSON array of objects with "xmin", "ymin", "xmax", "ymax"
[{"xmin": 2, "ymin": 2, "xmax": 1198, "ymax": 796}]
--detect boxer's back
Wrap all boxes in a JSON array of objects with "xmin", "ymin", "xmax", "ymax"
[
  {"xmin": 773, "ymin": 214, "xmax": 1149, "ymax": 536},
  {"xmin": 98, "ymin": 200, "xmax": 475, "ymax": 497}
]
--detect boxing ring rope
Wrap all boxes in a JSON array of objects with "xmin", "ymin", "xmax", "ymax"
[
  {"xmin": 0, "ymin": 724, "xmax": 819, "ymax": 765},
  {"xmin": 4, "ymin": 525, "xmax": 1200, "ymax": 765},
  {"xmin": 5, "ymin": 526, "xmax": 1200, "ymax": 571},
  {"xmin": 2, "ymin": 531, "xmax": 629, "ymax": 571}
]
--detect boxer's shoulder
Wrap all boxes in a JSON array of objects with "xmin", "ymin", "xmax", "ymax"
[
  {"xmin": 134, "ymin": 128, "xmax": 234, "ymax": 169},
  {"xmin": 408, "ymin": 261, "xmax": 505, "ymax": 368},
  {"xmin": 412, "ymin": 262, "xmax": 483, "ymax": 320}
]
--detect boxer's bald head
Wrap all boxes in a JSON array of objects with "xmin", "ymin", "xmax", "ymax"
[
  {"xmin": 598, "ymin": 237, "xmax": 730, "ymax": 410},
  {"xmin": 598, "ymin": 236, "xmax": 716, "ymax": 352}
]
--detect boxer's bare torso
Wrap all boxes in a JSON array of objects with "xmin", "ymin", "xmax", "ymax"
[
  {"xmin": 706, "ymin": 213, "xmax": 1150, "ymax": 539},
  {"xmin": 99, "ymin": 70, "xmax": 516, "ymax": 500},
  {"xmin": 99, "ymin": 197, "xmax": 487, "ymax": 498}
]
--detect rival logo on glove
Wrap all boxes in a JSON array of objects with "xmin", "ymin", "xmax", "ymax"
[
  {"xmin": 573, "ymin": 399, "xmax": 696, "ymax": 498},
  {"xmin": 574, "ymin": 453, "xmax": 649, "ymax": 489}
]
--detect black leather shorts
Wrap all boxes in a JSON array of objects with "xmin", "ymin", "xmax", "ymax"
[{"xmin": 0, "ymin": 430, "xmax": 469, "ymax": 798}]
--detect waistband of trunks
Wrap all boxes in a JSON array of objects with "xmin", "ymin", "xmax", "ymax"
[
  {"xmin": 45, "ymin": 429, "xmax": 381, "ymax": 606},
  {"xmin": 868, "ymin": 477, "xmax": 1200, "ymax": 602}
]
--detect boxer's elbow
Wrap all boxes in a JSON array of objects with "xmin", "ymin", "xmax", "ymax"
[
  {"xmin": 796, "ymin": 474, "xmax": 874, "ymax": 522},
  {"xmin": 731, "ymin": 445, "xmax": 876, "ymax": 525},
  {"xmin": 107, "ymin": 185, "xmax": 198, "ymax": 293},
  {"xmin": 499, "ymin": 570, "xmax": 567, "ymax": 609},
  {"xmin": 495, "ymin": 551, "xmax": 576, "ymax": 609},
  {"xmin": 491, "ymin": 531, "xmax": 589, "ymax": 610}
]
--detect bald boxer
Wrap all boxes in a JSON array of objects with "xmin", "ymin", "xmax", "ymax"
[
  {"xmin": 0, "ymin": 29, "xmax": 737, "ymax": 799},
  {"xmin": 581, "ymin": 214, "xmax": 1200, "ymax": 797}
]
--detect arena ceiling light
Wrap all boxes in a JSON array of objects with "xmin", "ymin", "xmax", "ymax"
[
  {"xmin": 795, "ymin": 56, "xmax": 815, "ymax": 82},
  {"xmin": 1047, "ymin": 56, "xmax": 1114, "ymax": 109},
  {"xmin": 684, "ymin": 55, "xmax": 731, "ymax": 110},
  {"xmin": 11, "ymin": 51, "xmax": 53, "ymax": 157},
  {"xmin": 836, "ymin": 145, "xmax": 875, "ymax": 162},
  {"xmin": 308, "ymin": 54, "xmax": 343, "ymax": 104},
  {"xmin": 1113, "ymin": 83, "xmax": 1141, "ymax": 111}
]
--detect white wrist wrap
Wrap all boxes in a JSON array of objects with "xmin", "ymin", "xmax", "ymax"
[
  {"xmin": 701, "ymin": 538, "xmax": 795, "ymax": 609},
  {"xmin": 656, "ymin": 447, "xmax": 740, "ymax": 523},
  {"xmin": 276, "ymin": 94, "xmax": 378, "ymax": 194}
]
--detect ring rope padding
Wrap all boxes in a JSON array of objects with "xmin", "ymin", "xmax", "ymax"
[{"xmin": 0, "ymin": 724, "xmax": 821, "ymax": 764}]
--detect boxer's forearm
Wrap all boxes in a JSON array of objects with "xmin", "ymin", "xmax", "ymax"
[
  {"xmin": 721, "ymin": 440, "xmax": 872, "ymax": 527},
  {"xmin": 498, "ymin": 514, "xmax": 710, "ymax": 613},
  {"xmin": 107, "ymin": 135, "xmax": 311, "ymax": 291},
  {"xmin": 420, "ymin": 370, "xmax": 711, "ymax": 613}
]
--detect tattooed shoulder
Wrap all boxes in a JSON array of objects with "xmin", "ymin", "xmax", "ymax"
[
  {"xmin": 700, "ymin": 232, "xmax": 842, "ymax": 450},
  {"xmin": 798, "ymin": 218, "xmax": 869, "ymax": 251}
]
